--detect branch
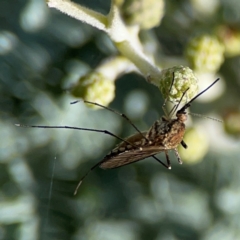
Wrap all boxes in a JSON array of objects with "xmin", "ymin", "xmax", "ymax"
[
  {"xmin": 46, "ymin": 0, "xmax": 108, "ymax": 32},
  {"xmin": 115, "ymin": 41, "xmax": 162, "ymax": 85},
  {"xmin": 46, "ymin": 0, "xmax": 163, "ymax": 85}
]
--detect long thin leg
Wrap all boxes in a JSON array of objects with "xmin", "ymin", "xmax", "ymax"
[
  {"xmin": 162, "ymin": 72, "xmax": 175, "ymax": 118},
  {"xmin": 75, "ymin": 154, "xmax": 170, "ymax": 195},
  {"xmin": 164, "ymin": 150, "xmax": 171, "ymax": 169},
  {"xmin": 71, "ymin": 100, "xmax": 148, "ymax": 142},
  {"xmin": 167, "ymin": 104, "xmax": 178, "ymax": 118},
  {"xmin": 181, "ymin": 140, "xmax": 187, "ymax": 149},
  {"xmin": 15, "ymin": 124, "xmax": 140, "ymax": 149},
  {"xmin": 73, "ymin": 161, "xmax": 101, "ymax": 195},
  {"xmin": 173, "ymin": 87, "xmax": 189, "ymax": 114},
  {"xmin": 174, "ymin": 148, "xmax": 183, "ymax": 164},
  {"xmin": 151, "ymin": 155, "xmax": 170, "ymax": 169},
  {"xmin": 162, "ymin": 73, "xmax": 189, "ymax": 119}
]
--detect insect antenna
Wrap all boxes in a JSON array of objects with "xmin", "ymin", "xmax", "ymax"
[
  {"xmin": 187, "ymin": 112, "xmax": 223, "ymax": 123},
  {"xmin": 178, "ymin": 78, "xmax": 220, "ymax": 113}
]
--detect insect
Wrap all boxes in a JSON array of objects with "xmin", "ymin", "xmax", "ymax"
[{"xmin": 16, "ymin": 77, "xmax": 220, "ymax": 195}]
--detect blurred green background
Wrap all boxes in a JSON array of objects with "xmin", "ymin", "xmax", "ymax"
[{"xmin": 1, "ymin": 0, "xmax": 240, "ymax": 240}]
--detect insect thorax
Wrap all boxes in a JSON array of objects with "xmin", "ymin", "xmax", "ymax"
[{"xmin": 146, "ymin": 118, "xmax": 185, "ymax": 149}]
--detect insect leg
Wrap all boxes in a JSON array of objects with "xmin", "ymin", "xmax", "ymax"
[
  {"xmin": 181, "ymin": 140, "xmax": 188, "ymax": 149},
  {"xmin": 151, "ymin": 155, "xmax": 171, "ymax": 169},
  {"xmin": 162, "ymin": 72, "xmax": 189, "ymax": 119},
  {"xmin": 162, "ymin": 72, "xmax": 175, "ymax": 118},
  {"xmin": 15, "ymin": 124, "xmax": 140, "ymax": 149},
  {"xmin": 73, "ymin": 161, "xmax": 101, "ymax": 195},
  {"xmin": 71, "ymin": 100, "xmax": 149, "ymax": 142},
  {"xmin": 164, "ymin": 150, "xmax": 171, "ymax": 169},
  {"xmin": 174, "ymin": 148, "xmax": 183, "ymax": 164}
]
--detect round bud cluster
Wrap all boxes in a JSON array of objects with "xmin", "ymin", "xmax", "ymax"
[
  {"xmin": 71, "ymin": 72, "xmax": 115, "ymax": 108},
  {"xmin": 185, "ymin": 35, "xmax": 225, "ymax": 73},
  {"xmin": 216, "ymin": 26, "xmax": 240, "ymax": 57},
  {"xmin": 121, "ymin": 0, "xmax": 165, "ymax": 29},
  {"xmin": 158, "ymin": 65, "xmax": 199, "ymax": 103}
]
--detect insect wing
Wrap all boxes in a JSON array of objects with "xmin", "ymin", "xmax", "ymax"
[{"xmin": 99, "ymin": 146, "xmax": 164, "ymax": 169}]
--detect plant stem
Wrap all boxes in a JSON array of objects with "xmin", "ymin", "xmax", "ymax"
[
  {"xmin": 115, "ymin": 41, "xmax": 162, "ymax": 85},
  {"xmin": 46, "ymin": 0, "xmax": 162, "ymax": 85},
  {"xmin": 47, "ymin": 0, "xmax": 108, "ymax": 32}
]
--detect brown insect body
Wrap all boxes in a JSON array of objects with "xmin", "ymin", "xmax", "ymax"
[{"xmin": 100, "ymin": 113, "xmax": 186, "ymax": 169}]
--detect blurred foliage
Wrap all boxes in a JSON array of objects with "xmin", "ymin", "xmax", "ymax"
[{"xmin": 1, "ymin": 0, "xmax": 240, "ymax": 240}]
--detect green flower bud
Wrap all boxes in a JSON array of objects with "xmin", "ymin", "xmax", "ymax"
[
  {"xmin": 178, "ymin": 127, "xmax": 209, "ymax": 164},
  {"xmin": 223, "ymin": 109, "xmax": 240, "ymax": 136},
  {"xmin": 216, "ymin": 26, "xmax": 240, "ymax": 57},
  {"xmin": 158, "ymin": 65, "xmax": 198, "ymax": 103},
  {"xmin": 71, "ymin": 72, "xmax": 115, "ymax": 108},
  {"xmin": 185, "ymin": 35, "xmax": 225, "ymax": 73},
  {"xmin": 121, "ymin": 0, "xmax": 165, "ymax": 29}
]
